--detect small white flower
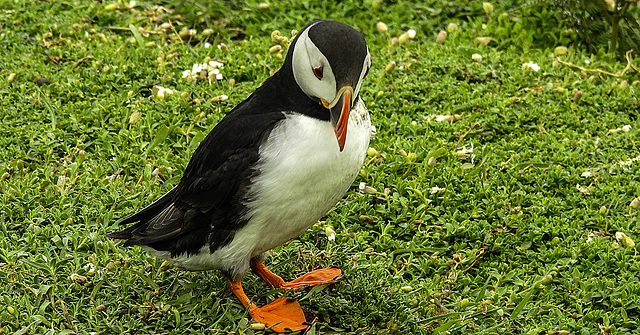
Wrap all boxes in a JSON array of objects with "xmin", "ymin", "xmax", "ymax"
[
  {"xmin": 431, "ymin": 114, "xmax": 462, "ymax": 123},
  {"xmin": 370, "ymin": 125, "xmax": 377, "ymax": 137},
  {"xmin": 208, "ymin": 60, "xmax": 224, "ymax": 68},
  {"xmin": 616, "ymin": 155, "xmax": 640, "ymax": 169},
  {"xmin": 358, "ymin": 182, "xmax": 377, "ymax": 194},
  {"xmin": 608, "ymin": 125, "xmax": 632, "ymax": 134},
  {"xmin": 207, "ymin": 68, "xmax": 222, "ymax": 83},
  {"xmin": 581, "ymin": 171, "xmax": 593, "ymax": 178},
  {"xmin": 152, "ymin": 85, "xmax": 174, "ymax": 100},
  {"xmin": 211, "ymin": 94, "xmax": 228, "ymax": 103},
  {"xmin": 206, "ymin": 61, "xmax": 224, "ymax": 83},
  {"xmin": 192, "ymin": 63, "xmax": 204, "ymax": 73},
  {"xmin": 359, "ymin": 182, "xmax": 366, "ymax": 191},
  {"xmin": 472, "ymin": 54, "xmax": 482, "ymax": 62},
  {"xmin": 182, "ymin": 70, "xmax": 197, "ymax": 81},
  {"xmin": 183, "ymin": 60, "xmax": 224, "ymax": 83},
  {"xmin": 430, "ymin": 186, "xmax": 445, "ymax": 194},
  {"xmin": 522, "ymin": 62, "xmax": 540, "ymax": 72},
  {"xmin": 615, "ymin": 232, "xmax": 635, "ymax": 248},
  {"xmin": 83, "ymin": 262, "xmax": 97, "ymax": 274},
  {"xmin": 576, "ymin": 183, "xmax": 590, "ymax": 195},
  {"xmin": 325, "ymin": 226, "xmax": 336, "ymax": 241},
  {"xmin": 454, "ymin": 143, "xmax": 476, "ymax": 164},
  {"xmin": 454, "ymin": 143, "xmax": 474, "ymax": 157},
  {"xmin": 407, "ymin": 29, "xmax": 416, "ymax": 39}
]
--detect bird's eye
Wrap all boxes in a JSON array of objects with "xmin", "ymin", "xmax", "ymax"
[
  {"xmin": 313, "ymin": 67, "xmax": 324, "ymax": 80},
  {"xmin": 363, "ymin": 66, "xmax": 370, "ymax": 79}
]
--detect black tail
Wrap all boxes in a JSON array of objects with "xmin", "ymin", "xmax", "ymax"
[{"xmin": 106, "ymin": 186, "xmax": 177, "ymax": 241}]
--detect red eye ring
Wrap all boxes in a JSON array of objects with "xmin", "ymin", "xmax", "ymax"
[{"xmin": 313, "ymin": 67, "xmax": 323, "ymax": 80}]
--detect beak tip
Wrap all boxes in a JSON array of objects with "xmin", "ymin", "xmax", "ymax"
[{"xmin": 335, "ymin": 128, "xmax": 347, "ymax": 152}]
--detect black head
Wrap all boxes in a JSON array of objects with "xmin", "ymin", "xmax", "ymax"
[
  {"xmin": 287, "ymin": 21, "xmax": 370, "ymax": 108},
  {"xmin": 283, "ymin": 20, "xmax": 371, "ymax": 150}
]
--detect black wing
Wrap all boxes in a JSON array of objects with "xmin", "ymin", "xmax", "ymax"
[{"xmin": 107, "ymin": 82, "xmax": 286, "ymax": 256}]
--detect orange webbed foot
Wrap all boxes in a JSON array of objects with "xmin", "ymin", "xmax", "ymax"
[
  {"xmin": 250, "ymin": 258, "xmax": 342, "ymax": 291},
  {"xmin": 228, "ymin": 280, "xmax": 308, "ymax": 333},
  {"xmin": 282, "ymin": 267, "xmax": 342, "ymax": 290},
  {"xmin": 249, "ymin": 297, "xmax": 308, "ymax": 333}
]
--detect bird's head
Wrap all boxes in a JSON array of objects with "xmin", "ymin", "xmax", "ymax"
[{"xmin": 285, "ymin": 20, "xmax": 371, "ymax": 151}]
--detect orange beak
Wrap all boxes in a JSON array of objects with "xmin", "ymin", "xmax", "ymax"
[{"xmin": 328, "ymin": 88, "xmax": 353, "ymax": 152}]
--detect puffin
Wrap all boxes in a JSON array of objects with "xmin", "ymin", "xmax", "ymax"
[{"xmin": 108, "ymin": 20, "xmax": 371, "ymax": 333}]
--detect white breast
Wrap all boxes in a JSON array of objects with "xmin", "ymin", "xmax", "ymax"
[
  {"xmin": 219, "ymin": 99, "xmax": 370, "ymax": 277},
  {"xmin": 150, "ymin": 100, "xmax": 370, "ymax": 279}
]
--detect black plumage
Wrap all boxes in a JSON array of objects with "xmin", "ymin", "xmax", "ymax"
[{"xmin": 109, "ymin": 79, "xmax": 287, "ymax": 256}]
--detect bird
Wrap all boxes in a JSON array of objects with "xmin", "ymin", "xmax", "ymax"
[{"xmin": 108, "ymin": 20, "xmax": 371, "ymax": 333}]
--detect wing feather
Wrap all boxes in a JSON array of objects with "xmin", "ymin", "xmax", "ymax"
[{"xmin": 108, "ymin": 84, "xmax": 286, "ymax": 256}]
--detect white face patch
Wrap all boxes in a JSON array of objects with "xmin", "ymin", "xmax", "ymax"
[{"xmin": 292, "ymin": 23, "xmax": 337, "ymax": 103}]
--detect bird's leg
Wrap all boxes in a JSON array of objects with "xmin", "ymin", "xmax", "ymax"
[
  {"xmin": 235, "ymin": 258, "xmax": 341, "ymax": 332},
  {"xmin": 227, "ymin": 279, "xmax": 307, "ymax": 333},
  {"xmin": 250, "ymin": 257, "xmax": 342, "ymax": 291}
]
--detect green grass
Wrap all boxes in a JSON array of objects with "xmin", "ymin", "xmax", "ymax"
[{"xmin": 1, "ymin": 0, "xmax": 640, "ymax": 334}]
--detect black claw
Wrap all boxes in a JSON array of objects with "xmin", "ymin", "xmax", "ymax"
[{"xmin": 284, "ymin": 327, "xmax": 293, "ymax": 332}]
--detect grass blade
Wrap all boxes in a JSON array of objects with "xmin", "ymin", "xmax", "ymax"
[
  {"xmin": 475, "ymin": 280, "xmax": 490, "ymax": 303},
  {"xmin": 129, "ymin": 24, "xmax": 145, "ymax": 48},
  {"xmin": 145, "ymin": 124, "xmax": 170, "ymax": 154},
  {"xmin": 510, "ymin": 291, "xmax": 534, "ymax": 319}
]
